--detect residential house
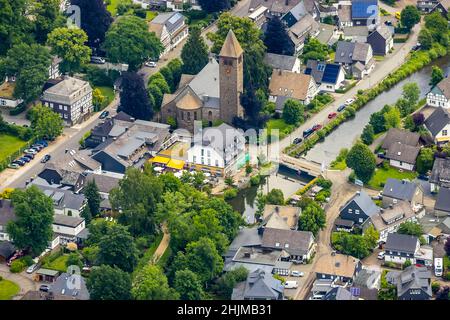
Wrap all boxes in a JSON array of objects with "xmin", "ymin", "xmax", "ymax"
[
  {"xmin": 35, "ymin": 268, "xmax": 60, "ymax": 283},
  {"xmin": 32, "ymin": 184, "xmax": 87, "ymax": 217},
  {"xmin": 262, "ymin": 205, "xmax": 301, "ymax": 230},
  {"xmin": 315, "ymin": 23, "xmax": 339, "ymax": 47},
  {"xmin": 288, "ymin": 14, "xmax": 320, "ymax": 54},
  {"xmin": 224, "ymin": 246, "xmax": 288, "ymax": 275},
  {"xmin": 337, "ymin": 4, "xmax": 352, "ymax": 28},
  {"xmin": 367, "ymin": 25, "xmax": 394, "ymax": 56},
  {"xmin": 166, "ymin": 0, "xmax": 201, "ymax": 11},
  {"xmin": 0, "ymin": 241, "xmax": 15, "ymax": 263},
  {"xmin": 315, "ymin": 253, "xmax": 362, "ymax": 284},
  {"xmin": 382, "ymin": 178, "xmax": 424, "ymax": 209},
  {"xmin": 261, "ymin": 227, "xmax": 316, "ymax": 263},
  {"xmin": 322, "ymin": 287, "xmax": 355, "ymax": 300},
  {"xmin": 268, "ymin": 69, "xmax": 318, "ymax": 112},
  {"xmin": 382, "ymin": 128, "xmax": 421, "ymax": 150},
  {"xmin": 304, "ymin": 60, "xmax": 346, "ymax": 92},
  {"xmin": 0, "ymin": 199, "xmax": 15, "ymax": 242},
  {"xmin": 49, "ymin": 272, "xmax": 90, "ymax": 300},
  {"xmin": 384, "ymin": 233, "xmax": 420, "ymax": 265},
  {"xmin": 382, "ymin": 128, "xmax": 421, "ymax": 171},
  {"xmin": 41, "ymin": 76, "xmax": 93, "ymax": 126},
  {"xmin": 249, "ymin": 0, "xmax": 305, "ymax": 19},
  {"xmin": 248, "ymin": 5, "xmax": 268, "ymax": 28},
  {"xmin": 148, "ymin": 12, "xmax": 189, "ymax": 57},
  {"xmin": 338, "ymin": 191, "xmax": 380, "ymax": 229},
  {"xmin": 424, "ymin": 107, "xmax": 450, "ymax": 145},
  {"xmin": 386, "ymin": 266, "xmax": 432, "ymax": 300},
  {"xmin": 91, "ymin": 120, "xmax": 171, "ymax": 174},
  {"xmin": 430, "ymin": 0, "xmax": 450, "ymax": 16},
  {"xmin": 52, "ymin": 214, "xmax": 87, "ymax": 245},
  {"xmin": 49, "ymin": 56, "xmax": 62, "ymax": 80},
  {"xmin": 429, "ymin": 157, "xmax": 450, "ymax": 192},
  {"xmin": 434, "ymin": 187, "xmax": 450, "ymax": 216},
  {"xmin": 342, "ymin": 26, "xmax": 369, "ymax": 43},
  {"xmin": 417, "ymin": 0, "xmax": 440, "ymax": 12},
  {"xmin": 264, "ymin": 53, "xmax": 301, "ymax": 73},
  {"xmin": 351, "ymin": 0, "xmax": 379, "ymax": 29},
  {"xmin": 427, "ymin": 77, "xmax": 450, "ymax": 109},
  {"xmin": 231, "ymin": 269, "xmax": 284, "ymax": 300},
  {"xmin": 84, "ymin": 173, "xmax": 121, "ymax": 211},
  {"xmin": 334, "ymin": 41, "xmax": 374, "ymax": 79},
  {"xmin": 186, "ymin": 123, "xmax": 246, "ymax": 176},
  {"xmin": 0, "ymin": 80, "xmax": 23, "ymax": 108}
]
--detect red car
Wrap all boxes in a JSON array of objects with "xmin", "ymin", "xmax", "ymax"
[
  {"xmin": 328, "ymin": 112, "xmax": 337, "ymax": 119},
  {"xmin": 312, "ymin": 124, "xmax": 322, "ymax": 131}
]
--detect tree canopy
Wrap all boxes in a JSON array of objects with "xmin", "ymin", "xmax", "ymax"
[
  {"xmin": 132, "ymin": 265, "xmax": 179, "ymax": 300},
  {"xmin": 346, "ymin": 142, "xmax": 376, "ymax": 183},
  {"xmin": 283, "ymin": 99, "xmax": 305, "ymax": 125},
  {"xmin": 119, "ymin": 72, "xmax": 154, "ymax": 121},
  {"xmin": 87, "ymin": 265, "xmax": 132, "ymax": 300},
  {"xmin": 29, "ymin": 104, "xmax": 64, "ymax": 140},
  {"xmin": 400, "ymin": 5, "xmax": 421, "ymax": 31},
  {"xmin": 298, "ymin": 202, "xmax": 326, "ymax": 236},
  {"xmin": 264, "ymin": 17, "xmax": 294, "ymax": 56},
  {"xmin": 198, "ymin": 0, "xmax": 230, "ymax": 13},
  {"xmin": 181, "ymin": 27, "xmax": 209, "ymax": 75},
  {"xmin": 32, "ymin": 0, "xmax": 65, "ymax": 44}
]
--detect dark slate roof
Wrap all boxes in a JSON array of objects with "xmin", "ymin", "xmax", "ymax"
[
  {"xmin": 385, "ymin": 233, "xmax": 419, "ymax": 254},
  {"xmin": 334, "ymin": 41, "xmax": 355, "ymax": 64},
  {"xmin": 430, "ymin": 158, "xmax": 450, "ymax": 185},
  {"xmin": 305, "ymin": 59, "xmax": 326, "ymax": 83},
  {"xmin": 386, "ymin": 142, "xmax": 420, "ymax": 164},
  {"xmin": 231, "ymin": 268, "xmax": 284, "ymax": 300},
  {"xmin": 322, "ymin": 287, "xmax": 354, "ymax": 300},
  {"xmin": 435, "ymin": 187, "xmax": 450, "ymax": 212},
  {"xmin": 352, "ymin": 0, "xmax": 378, "ymax": 19},
  {"xmin": 85, "ymin": 174, "xmax": 121, "ymax": 194},
  {"xmin": 0, "ymin": 241, "xmax": 16, "ymax": 259},
  {"xmin": 424, "ymin": 107, "xmax": 450, "ymax": 137},
  {"xmin": 0, "ymin": 199, "xmax": 16, "ymax": 226},
  {"xmin": 382, "ymin": 128, "xmax": 420, "ymax": 149},
  {"xmin": 49, "ymin": 273, "xmax": 90, "ymax": 300},
  {"xmin": 53, "ymin": 214, "xmax": 84, "ymax": 228},
  {"xmin": 114, "ymin": 111, "xmax": 134, "ymax": 122},
  {"xmin": 261, "ymin": 227, "xmax": 314, "ymax": 256},
  {"xmin": 264, "ymin": 53, "xmax": 298, "ymax": 71},
  {"xmin": 322, "ymin": 63, "xmax": 342, "ymax": 84},
  {"xmin": 225, "ymin": 227, "xmax": 262, "ymax": 258},
  {"xmin": 393, "ymin": 266, "xmax": 432, "ymax": 299},
  {"xmin": 341, "ymin": 191, "xmax": 380, "ymax": 217},
  {"xmin": 383, "ymin": 178, "xmax": 418, "ymax": 202}
]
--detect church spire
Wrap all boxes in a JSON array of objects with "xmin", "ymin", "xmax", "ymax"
[{"xmin": 219, "ymin": 29, "xmax": 243, "ymax": 58}]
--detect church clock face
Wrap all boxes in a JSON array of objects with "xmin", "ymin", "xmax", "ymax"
[{"xmin": 226, "ymin": 67, "xmax": 231, "ymax": 75}]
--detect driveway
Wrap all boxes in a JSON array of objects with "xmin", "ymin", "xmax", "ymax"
[{"xmin": 0, "ymin": 264, "xmax": 37, "ymax": 299}]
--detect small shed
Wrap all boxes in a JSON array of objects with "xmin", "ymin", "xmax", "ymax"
[{"xmin": 35, "ymin": 268, "xmax": 60, "ymax": 283}]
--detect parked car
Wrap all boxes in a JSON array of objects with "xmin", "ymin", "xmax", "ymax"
[
  {"xmin": 384, "ymin": 20, "xmax": 392, "ymax": 26},
  {"xmin": 328, "ymin": 112, "xmax": 337, "ymax": 119},
  {"xmin": 24, "ymin": 148, "xmax": 38, "ymax": 155},
  {"xmin": 41, "ymin": 154, "xmax": 51, "ymax": 163},
  {"xmin": 377, "ymin": 251, "xmax": 385, "ymax": 260},
  {"xmin": 31, "ymin": 144, "xmax": 43, "ymax": 151},
  {"xmin": 312, "ymin": 124, "xmax": 322, "ymax": 131},
  {"xmin": 293, "ymin": 137, "xmax": 303, "ymax": 144},
  {"xmin": 377, "ymin": 152, "xmax": 386, "ymax": 159},
  {"xmin": 418, "ymin": 174, "xmax": 429, "ymax": 181},
  {"xmin": 145, "ymin": 61, "xmax": 157, "ymax": 68},
  {"xmin": 291, "ymin": 271, "xmax": 304, "ymax": 277},
  {"xmin": 23, "ymin": 153, "xmax": 34, "ymax": 160},
  {"xmin": 99, "ymin": 111, "xmax": 109, "ymax": 119},
  {"xmin": 285, "ymin": 281, "xmax": 298, "ymax": 289},
  {"xmin": 19, "ymin": 157, "xmax": 31, "ymax": 163},
  {"xmin": 345, "ymin": 98, "xmax": 355, "ymax": 106},
  {"xmin": 13, "ymin": 159, "xmax": 26, "ymax": 166},
  {"xmin": 412, "ymin": 43, "xmax": 421, "ymax": 51},
  {"xmin": 39, "ymin": 284, "xmax": 50, "ymax": 292},
  {"xmin": 8, "ymin": 163, "xmax": 20, "ymax": 169},
  {"xmin": 337, "ymin": 104, "xmax": 346, "ymax": 112},
  {"xmin": 26, "ymin": 263, "xmax": 39, "ymax": 274},
  {"xmin": 303, "ymin": 128, "xmax": 314, "ymax": 138},
  {"xmin": 35, "ymin": 140, "xmax": 48, "ymax": 147},
  {"xmin": 90, "ymin": 56, "xmax": 106, "ymax": 64}
]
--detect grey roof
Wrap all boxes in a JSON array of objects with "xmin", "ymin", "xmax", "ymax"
[
  {"xmin": 385, "ymin": 233, "xmax": 419, "ymax": 254},
  {"xmin": 264, "ymin": 53, "xmax": 299, "ymax": 71},
  {"xmin": 430, "ymin": 157, "xmax": 450, "ymax": 186},
  {"xmin": 382, "ymin": 178, "xmax": 418, "ymax": 202},
  {"xmin": 289, "ymin": 14, "xmax": 319, "ymax": 38},
  {"xmin": 188, "ymin": 59, "xmax": 220, "ymax": 100},
  {"xmin": 43, "ymin": 76, "xmax": 92, "ymax": 106},
  {"xmin": 36, "ymin": 268, "xmax": 60, "ymax": 276},
  {"xmin": 85, "ymin": 174, "xmax": 121, "ymax": 194},
  {"xmin": 31, "ymin": 184, "xmax": 86, "ymax": 211},
  {"xmin": 0, "ymin": 199, "xmax": 16, "ymax": 226},
  {"xmin": 305, "ymin": 60, "xmax": 326, "ymax": 83},
  {"xmin": 322, "ymin": 287, "xmax": 354, "ymax": 300},
  {"xmin": 261, "ymin": 227, "xmax": 314, "ymax": 256},
  {"xmin": 343, "ymin": 26, "xmax": 369, "ymax": 37},
  {"xmin": 342, "ymin": 191, "xmax": 380, "ymax": 217},
  {"xmin": 434, "ymin": 77, "xmax": 450, "ymax": 99},
  {"xmin": 150, "ymin": 12, "xmax": 185, "ymax": 34},
  {"xmin": 202, "ymin": 123, "xmax": 245, "ymax": 156},
  {"xmin": 435, "ymin": 187, "xmax": 450, "ymax": 212},
  {"xmin": 53, "ymin": 214, "xmax": 84, "ymax": 228},
  {"xmin": 334, "ymin": 218, "xmax": 354, "ymax": 227},
  {"xmin": 338, "ymin": 4, "xmax": 352, "ymax": 22},
  {"xmin": 114, "ymin": 111, "xmax": 134, "ymax": 122},
  {"xmin": 0, "ymin": 241, "xmax": 16, "ymax": 258},
  {"xmin": 316, "ymin": 23, "xmax": 337, "ymax": 46},
  {"xmin": 382, "ymin": 128, "xmax": 420, "ymax": 149},
  {"xmin": 386, "ymin": 142, "xmax": 420, "ymax": 164},
  {"xmin": 424, "ymin": 107, "xmax": 450, "ymax": 137},
  {"xmin": 334, "ymin": 41, "xmax": 355, "ymax": 64},
  {"xmin": 226, "ymin": 227, "xmax": 263, "ymax": 258},
  {"xmin": 249, "ymin": 0, "xmax": 302, "ymax": 14},
  {"xmin": 231, "ymin": 269, "xmax": 284, "ymax": 300},
  {"xmin": 392, "ymin": 266, "xmax": 432, "ymax": 299},
  {"xmin": 370, "ymin": 24, "xmax": 393, "ymax": 40},
  {"xmin": 352, "ymin": 42, "xmax": 371, "ymax": 62},
  {"xmin": 353, "ymin": 269, "xmax": 380, "ymax": 289},
  {"xmin": 50, "ymin": 273, "xmax": 90, "ymax": 300}
]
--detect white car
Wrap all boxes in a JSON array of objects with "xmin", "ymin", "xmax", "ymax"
[
  {"xmin": 345, "ymin": 98, "xmax": 355, "ymax": 106},
  {"xmin": 26, "ymin": 263, "xmax": 38, "ymax": 274},
  {"xmin": 377, "ymin": 251, "xmax": 385, "ymax": 260},
  {"xmin": 291, "ymin": 271, "xmax": 305, "ymax": 277},
  {"xmin": 24, "ymin": 148, "xmax": 38, "ymax": 155},
  {"xmin": 145, "ymin": 61, "xmax": 157, "ymax": 68},
  {"xmin": 284, "ymin": 281, "xmax": 298, "ymax": 289}
]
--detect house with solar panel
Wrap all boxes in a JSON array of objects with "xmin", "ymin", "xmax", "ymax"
[
  {"xmin": 148, "ymin": 12, "xmax": 189, "ymax": 57},
  {"xmin": 304, "ymin": 60, "xmax": 346, "ymax": 92},
  {"xmin": 351, "ymin": 0, "xmax": 379, "ymax": 30}
]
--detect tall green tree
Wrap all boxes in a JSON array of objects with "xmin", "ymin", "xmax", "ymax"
[
  {"xmin": 84, "ymin": 180, "xmax": 101, "ymax": 218},
  {"xmin": 7, "ymin": 186, "xmax": 54, "ymax": 256},
  {"xmin": 47, "ymin": 27, "xmax": 92, "ymax": 74},
  {"xmin": 87, "ymin": 265, "xmax": 132, "ymax": 300},
  {"xmin": 425, "ymin": 11, "xmax": 449, "ymax": 45},
  {"xmin": 181, "ymin": 27, "xmax": 209, "ymax": 75},
  {"xmin": 263, "ymin": 17, "xmax": 294, "ymax": 56},
  {"xmin": 31, "ymin": 0, "xmax": 65, "ymax": 43},
  {"xmin": 173, "ymin": 269, "xmax": 205, "ymax": 300},
  {"xmin": 416, "ymin": 147, "xmax": 434, "ymax": 174},
  {"xmin": 266, "ymin": 189, "xmax": 284, "ymax": 205},
  {"xmin": 282, "ymin": 99, "xmax": 304, "ymax": 125},
  {"xmin": 430, "ymin": 66, "xmax": 444, "ymax": 86},
  {"xmin": 397, "ymin": 83, "xmax": 420, "ymax": 116},
  {"xmin": 132, "ymin": 265, "xmax": 179, "ymax": 300},
  {"xmin": 119, "ymin": 72, "xmax": 154, "ymax": 121},
  {"xmin": 400, "ymin": 5, "xmax": 420, "ymax": 31},
  {"xmin": 397, "ymin": 221, "xmax": 424, "ymax": 237},
  {"xmin": 302, "ymin": 38, "xmax": 329, "ymax": 63},
  {"xmin": 103, "ymin": 16, "xmax": 163, "ymax": 70},
  {"xmin": 0, "ymin": 0, "xmax": 33, "ymax": 55},
  {"xmin": 97, "ymin": 224, "xmax": 139, "ymax": 272},
  {"xmin": 213, "ymin": 266, "xmax": 248, "ymax": 298},
  {"xmin": 384, "ymin": 107, "xmax": 401, "ymax": 129},
  {"xmin": 298, "ymin": 202, "xmax": 326, "ymax": 236},
  {"xmin": 30, "ymin": 104, "xmax": 64, "ymax": 140},
  {"xmin": 346, "ymin": 142, "xmax": 376, "ymax": 183},
  {"xmin": 418, "ymin": 28, "xmax": 433, "ymax": 50},
  {"xmin": 361, "ymin": 124, "xmax": 375, "ymax": 145},
  {"xmin": 198, "ymin": 0, "xmax": 230, "ymax": 13}
]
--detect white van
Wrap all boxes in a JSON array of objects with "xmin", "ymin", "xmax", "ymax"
[
  {"xmin": 434, "ymin": 258, "xmax": 443, "ymax": 277},
  {"xmin": 91, "ymin": 56, "xmax": 106, "ymax": 64},
  {"xmin": 284, "ymin": 281, "xmax": 298, "ymax": 289}
]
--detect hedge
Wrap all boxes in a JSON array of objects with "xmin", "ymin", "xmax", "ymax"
[{"xmin": 288, "ymin": 43, "xmax": 448, "ymax": 157}]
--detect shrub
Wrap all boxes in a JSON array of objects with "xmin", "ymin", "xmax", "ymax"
[
  {"xmin": 432, "ymin": 282, "xmax": 441, "ymax": 294},
  {"xmin": 10, "ymin": 260, "xmax": 27, "ymax": 273},
  {"xmin": 19, "ymin": 255, "xmax": 34, "ymax": 267},
  {"xmin": 444, "ymin": 272, "xmax": 450, "ymax": 281},
  {"xmin": 223, "ymin": 188, "xmax": 238, "ymax": 200},
  {"xmin": 250, "ymin": 175, "xmax": 261, "ymax": 186}
]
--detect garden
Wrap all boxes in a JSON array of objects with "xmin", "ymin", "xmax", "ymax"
[
  {"xmin": 367, "ymin": 164, "xmax": 418, "ymax": 190},
  {"xmin": 0, "ymin": 278, "xmax": 20, "ymax": 300},
  {"xmin": 0, "ymin": 134, "xmax": 28, "ymax": 167}
]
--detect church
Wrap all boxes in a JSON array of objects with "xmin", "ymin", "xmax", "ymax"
[{"xmin": 160, "ymin": 29, "xmax": 244, "ymax": 132}]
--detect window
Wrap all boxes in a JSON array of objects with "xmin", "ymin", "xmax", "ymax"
[
  {"xmin": 275, "ymin": 242, "xmax": 280, "ymax": 247},
  {"xmin": 194, "ymin": 111, "xmax": 197, "ymax": 120},
  {"xmin": 215, "ymin": 159, "xmax": 219, "ymax": 167},
  {"xmin": 358, "ymin": 218, "xmax": 363, "ymax": 223},
  {"xmin": 207, "ymin": 158, "xmax": 211, "ymax": 166},
  {"xmin": 348, "ymin": 208, "xmax": 353, "ymax": 213},
  {"xmin": 193, "ymin": 156, "xmax": 196, "ymax": 163},
  {"xmin": 187, "ymin": 112, "xmax": 191, "ymax": 120},
  {"xmin": 355, "ymin": 210, "xmax": 360, "ymax": 215},
  {"xmin": 59, "ymin": 105, "xmax": 62, "ymax": 110},
  {"xmin": 443, "ymin": 130, "xmax": 448, "ymax": 136},
  {"xmin": 207, "ymin": 150, "xmax": 211, "ymax": 157},
  {"xmin": 201, "ymin": 149, "xmax": 204, "ymax": 156},
  {"xmin": 201, "ymin": 157, "xmax": 204, "ymax": 164}
]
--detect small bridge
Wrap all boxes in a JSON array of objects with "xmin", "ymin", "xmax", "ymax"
[{"xmin": 280, "ymin": 154, "xmax": 323, "ymax": 177}]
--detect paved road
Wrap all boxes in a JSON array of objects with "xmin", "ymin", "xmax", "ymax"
[
  {"xmin": 0, "ymin": 264, "xmax": 37, "ymax": 299},
  {"xmin": 279, "ymin": 21, "xmax": 423, "ymax": 152}
]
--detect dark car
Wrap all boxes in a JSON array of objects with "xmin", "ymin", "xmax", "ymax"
[
  {"xmin": 99, "ymin": 111, "xmax": 109, "ymax": 119},
  {"xmin": 35, "ymin": 140, "xmax": 48, "ymax": 147},
  {"xmin": 377, "ymin": 152, "xmax": 386, "ymax": 159},
  {"xmin": 39, "ymin": 285, "xmax": 50, "ymax": 292},
  {"xmin": 312, "ymin": 124, "xmax": 322, "ymax": 131},
  {"xmin": 19, "ymin": 157, "xmax": 31, "ymax": 163},
  {"xmin": 23, "ymin": 153, "xmax": 34, "ymax": 160},
  {"xmin": 412, "ymin": 43, "xmax": 422, "ymax": 51},
  {"xmin": 32, "ymin": 144, "xmax": 44, "ymax": 150},
  {"xmin": 418, "ymin": 174, "xmax": 429, "ymax": 181},
  {"xmin": 13, "ymin": 159, "xmax": 25, "ymax": 166},
  {"xmin": 41, "ymin": 154, "xmax": 51, "ymax": 163},
  {"xmin": 293, "ymin": 137, "xmax": 303, "ymax": 144},
  {"xmin": 384, "ymin": 20, "xmax": 392, "ymax": 26},
  {"xmin": 337, "ymin": 104, "xmax": 346, "ymax": 112},
  {"xmin": 303, "ymin": 128, "xmax": 314, "ymax": 138}
]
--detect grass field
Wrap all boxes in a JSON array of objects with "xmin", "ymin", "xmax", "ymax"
[
  {"xmin": 43, "ymin": 254, "xmax": 69, "ymax": 272},
  {"xmin": 368, "ymin": 165, "xmax": 418, "ymax": 189},
  {"xmin": 106, "ymin": 0, "xmax": 122, "ymax": 15},
  {"xmin": 146, "ymin": 11, "xmax": 158, "ymax": 22},
  {"xmin": 0, "ymin": 279, "xmax": 20, "ymax": 300},
  {"xmin": 266, "ymin": 118, "xmax": 295, "ymax": 140},
  {"xmin": 0, "ymin": 134, "xmax": 28, "ymax": 164},
  {"xmin": 97, "ymin": 86, "xmax": 115, "ymax": 109}
]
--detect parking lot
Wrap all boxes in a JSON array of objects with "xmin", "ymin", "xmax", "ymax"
[{"xmin": 283, "ymin": 263, "xmax": 314, "ymax": 299}]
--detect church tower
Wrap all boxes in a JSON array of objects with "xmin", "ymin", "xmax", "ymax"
[{"xmin": 219, "ymin": 29, "xmax": 244, "ymax": 125}]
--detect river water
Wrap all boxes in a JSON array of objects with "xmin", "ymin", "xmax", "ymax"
[{"xmin": 305, "ymin": 56, "xmax": 450, "ymax": 166}]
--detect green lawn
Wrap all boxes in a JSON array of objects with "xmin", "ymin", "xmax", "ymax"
[
  {"xmin": 146, "ymin": 11, "xmax": 158, "ymax": 22},
  {"xmin": 330, "ymin": 160, "xmax": 347, "ymax": 170},
  {"xmin": 266, "ymin": 118, "xmax": 295, "ymax": 140},
  {"xmin": 97, "ymin": 86, "xmax": 115, "ymax": 109},
  {"xmin": 0, "ymin": 134, "xmax": 28, "ymax": 164},
  {"xmin": 43, "ymin": 254, "xmax": 69, "ymax": 272},
  {"xmin": 0, "ymin": 280, "xmax": 20, "ymax": 300},
  {"xmin": 135, "ymin": 233, "xmax": 164, "ymax": 273},
  {"xmin": 368, "ymin": 165, "xmax": 418, "ymax": 189}
]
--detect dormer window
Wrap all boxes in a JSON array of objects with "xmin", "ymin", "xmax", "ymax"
[
  {"xmin": 275, "ymin": 242, "xmax": 280, "ymax": 247},
  {"xmin": 285, "ymin": 244, "xmax": 289, "ymax": 248},
  {"xmin": 355, "ymin": 210, "xmax": 360, "ymax": 215}
]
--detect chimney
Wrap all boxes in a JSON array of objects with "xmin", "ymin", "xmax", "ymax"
[
  {"xmin": 356, "ymin": 191, "xmax": 360, "ymax": 196},
  {"xmin": 285, "ymin": 0, "xmax": 289, "ymax": 6},
  {"xmin": 275, "ymin": 206, "xmax": 279, "ymax": 213}
]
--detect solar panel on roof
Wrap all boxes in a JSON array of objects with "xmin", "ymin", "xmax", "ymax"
[
  {"xmin": 322, "ymin": 64, "xmax": 340, "ymax": 84},
  {"xmin": 352, "ymin": 0, "xmax": 378, "ymax": 19},
  {"xmin": 168, "ymin": 12, "xmax": 182, "ymax": 24}
]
